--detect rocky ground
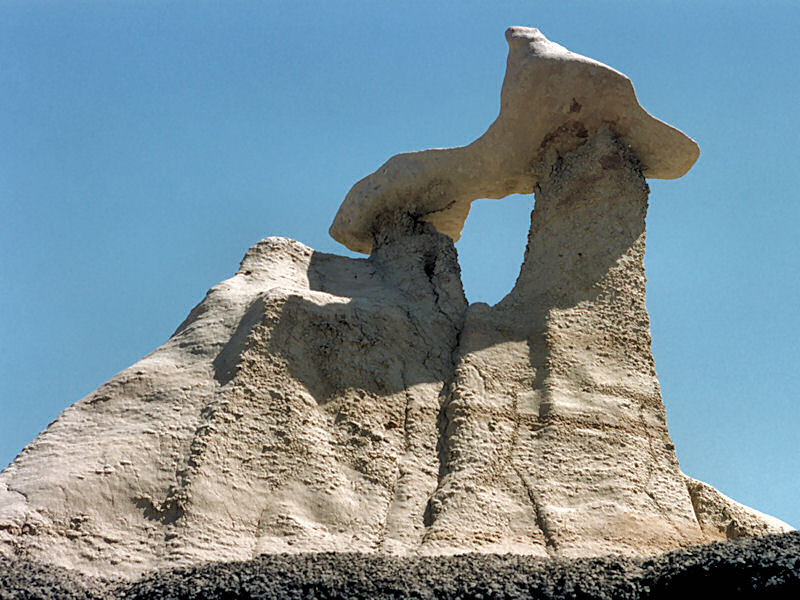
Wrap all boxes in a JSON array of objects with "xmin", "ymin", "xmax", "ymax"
[{"xmin": 2, "ymin": 531, "xmax": 798, "ymax": 599}]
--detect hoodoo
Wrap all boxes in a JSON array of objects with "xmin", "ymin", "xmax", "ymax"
[
  {"xmin": 330, "ymin": 27, "xmax": 699, "ymax": 254},
  {"xmin": 0, "ymin": 27, "xmax": 790, "ymax": 580}
]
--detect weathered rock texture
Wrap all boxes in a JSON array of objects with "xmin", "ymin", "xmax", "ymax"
[
  {"xmin": 0, "ymin": 27, "xmax": 791, "ymax": 581},
  {"xmin": 0, "ymin": 230, "xmax": 468, "ymax": 579},
  {"xmin": 423, "ymin": 130, "xmax": 724, "ymax": 556},
  {"xmin": 0, "ymin": 134, "xmax": 789, "ymax": 579},
  {"xmin": 330, "ymin": 26, "xmax": 700, "ymax": 254}
]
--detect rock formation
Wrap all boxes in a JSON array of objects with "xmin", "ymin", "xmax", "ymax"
[
  {"xmin": 0, "ymin": 27, "xmax": 790, "ymax": 580},
  {"xmin": 330, "ymin": 26, "xmax": 699, "ymax": 254}
]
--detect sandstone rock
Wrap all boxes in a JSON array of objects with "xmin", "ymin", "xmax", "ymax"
[
  {"xmin": 0, "ymin": 231, "xmax": 468, "ymax": 578},
  {"xmin": 1, "ymin": 199, "xmax": 789, "ymax": 578},
  {"xmin": 418, "ymin": 129, "xmax": 789, "ymax": 558},
  {"xmin": 0, "ymin": 223, "xmax": 789, "ymax": 578},
  {"xmin": 0, "ymin": 27, "xmax": 790, "ymax": 580},
  {"xmin": 330, "ymin": 26, "xmax": 700, "ymax": 254},
  {"xmin": 685, "ymin": 475, "xmax": 793, "ymax": 541}
]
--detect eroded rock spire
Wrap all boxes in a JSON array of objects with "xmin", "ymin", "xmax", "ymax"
[
  {"xmin": 330, "ymin": 26, "xmax": 699, "ymax": 254},
  {"xmin": 0, "ymin": 27, "xmax": 789, "ymax": 580},
  {"xmin": 425, "ymin": 129, "xmax": 704, "ymax": 555}
]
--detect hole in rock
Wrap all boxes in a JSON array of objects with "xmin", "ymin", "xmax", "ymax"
[{"xmin": 456, "ymin": 194, "xmax": 533, "ymax": 306}]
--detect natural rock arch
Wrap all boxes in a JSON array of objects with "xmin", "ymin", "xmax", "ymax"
[{"xmin": 0, "ymin": 26, "xmax": 789, "ymax": 581}]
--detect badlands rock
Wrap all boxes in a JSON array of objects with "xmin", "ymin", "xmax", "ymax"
[
  {"xmin": 0, "ymin": 232, "xmax": 467, "ymax": 579},
  {"xmin": 330, "ymin": 26, "xmax": 700, "ymax": 254},
  {"xmin": 0, "ymin": 172, "xmax": 789, "ymax": 579},
  {"xmin": 421, "ymin": 129, "xmax": 767, "ymax": 556},
  {"xmin": 0, "ymin": 27, "xmax": 790, "ymax": 580}
]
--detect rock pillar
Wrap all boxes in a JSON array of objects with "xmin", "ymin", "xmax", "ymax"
[{"xmin": 425, "ymin": 130, "xmax": 706, "ymax": 556}]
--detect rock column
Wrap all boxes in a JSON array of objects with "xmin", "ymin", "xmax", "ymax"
[{"xmin": 425, "ymin": 129, "xmax": 706, "ymax": 556}]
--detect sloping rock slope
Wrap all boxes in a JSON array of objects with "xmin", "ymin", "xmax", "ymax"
[{"xmin": 0, "ymin": 132, "xmax": 789, "ymax": 580}]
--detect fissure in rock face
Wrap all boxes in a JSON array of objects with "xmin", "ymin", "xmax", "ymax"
[{"xmin": 0, "ymin": 28, "xmax": 790, "ymax": 580}]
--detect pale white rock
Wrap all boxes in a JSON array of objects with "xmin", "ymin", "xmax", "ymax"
[
  {"xmin": 0, "ymin": 238, "xmax": 320, "ymax": 577},
  {"xmin": 330, "ymin": 26, "xmax": 700, "ymax": 254},
  {"xmin": 684, "ymin": 475, "xmax": 793, "ymax": 541},
  {"xmin": 0, "ymin": 219, "xmax": 790, "ymax": 578},
  {"xmin": 1, "ymin": 209, "xmax": 790, "ymax": 578},
  {"xmin": 0, "ymin": 27, "xmax": 790, "ymax": 581},
  {"xmin": 420, "ymin": 129, "xmax": 791, "ymax": 557},
  {"xmin": 0, "ymin": 232, "xmax": 468, "ymax": 578}
]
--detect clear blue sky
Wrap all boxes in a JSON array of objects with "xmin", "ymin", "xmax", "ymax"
[{"xmin": 2, "ymin": 2, "xmax": 798, "ymax": 529}]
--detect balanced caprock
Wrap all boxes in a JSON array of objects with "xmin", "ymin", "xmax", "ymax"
[{"xmin": 0, "ymin": 27, "xmax": 790, "ymax": 580}]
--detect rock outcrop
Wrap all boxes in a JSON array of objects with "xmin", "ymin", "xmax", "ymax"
[
  {"xmin": 0, "ymin": 27, "xmax": 791, "ymax": 580},
  {"xmin": 423, "ymin": 129, "xmax": 702, "ymax": 556},
  {"xmin": 0, "ymin": 231, "xmax": 468, "ymax": 578},
  {"xmin": 330, "ymin": 26, "xmax": 699, "ymax": 254},
  {"xmin": 0, "ymin": 190, "xmax": 789, "ymax": 578}
]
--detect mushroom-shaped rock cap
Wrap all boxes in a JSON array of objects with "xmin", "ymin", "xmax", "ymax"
[{"xmin": 330, "ymin": 27, "xmax": 699, "ymax": 254}]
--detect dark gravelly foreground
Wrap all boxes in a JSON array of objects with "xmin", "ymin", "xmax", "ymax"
[{"xmin": 2, "ymin": 532, "xmax": 799, "ymax": 600}]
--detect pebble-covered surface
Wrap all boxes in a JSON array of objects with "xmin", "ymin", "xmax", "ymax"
[{"xmin": 2, "ymin": 532, "xmax": 799, "ymax": 599}]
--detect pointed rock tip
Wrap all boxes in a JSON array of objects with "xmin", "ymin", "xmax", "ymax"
[{"xmin": 505, "ymin": 26, "xmax": 545, "ymax": 44}]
